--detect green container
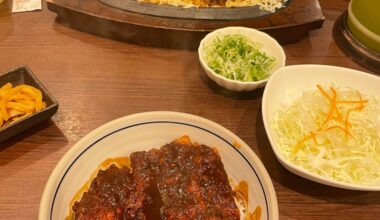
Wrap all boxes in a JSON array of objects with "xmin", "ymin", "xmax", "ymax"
[{"xmin": 347, "ymin": 0, "xmax": 380, "ymax": 53}]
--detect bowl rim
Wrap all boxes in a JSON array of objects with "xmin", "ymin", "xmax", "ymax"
[
  {"xmin": 39, "ymin": 111, "xmax": 279, "ymax": 220},
  {"xmin": 198, "ymin": 26, "xmax": 286, "ymax": 85},
  {"xmin": 348, "ymin": 0, "xmax": 380, "ymax": 43},
  {"xmin": 262, "ymin": 64, "xmax": 380, "ymax": 191}
]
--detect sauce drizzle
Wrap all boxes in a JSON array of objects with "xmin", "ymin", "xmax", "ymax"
[
  {"xmin": 234, "ymin": 180, "xmax": 262, "ymax": 220},
  {"xmin": 65, "ymin": 157, "xmax": 131, "ymax": 220}
]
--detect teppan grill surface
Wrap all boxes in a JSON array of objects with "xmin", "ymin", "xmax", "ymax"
[
  {"xmin": 47, "ymin": 0, "xmax": 325, "ymax": 49},
  {"xmin": 98, "ymin": 0, "xmax": 292, "ymax": 20}
]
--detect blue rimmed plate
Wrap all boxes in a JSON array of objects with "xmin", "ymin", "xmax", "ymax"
[{"xmin": 39, "ymin": 111, "xmax": 278, "ymax": 220}]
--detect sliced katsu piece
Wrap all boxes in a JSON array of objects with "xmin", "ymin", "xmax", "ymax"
[
  {"xmin": 72, "ymin": 165, "xmax": 146, "ymax": 220},
  {"xmin": 130, "ymin": 149, "xmax": 164, "ymax": 219},
  {"xmin": 158, "ymin": 137, "xmax": 240, "ymax": 220}
]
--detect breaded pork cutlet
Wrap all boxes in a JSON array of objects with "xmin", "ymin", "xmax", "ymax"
[
  {"xmin": 158, "ymin": 140, "xmax": 240, "ymax": 220},
  {"xmin": 71, "ymin": 137, "xmax": 240, "ymax": 220},
  {"xmin": 130, "ymin": 149, "xmax": 164, "ymax": 219},
  {"xmin": 72, "ymin": 165, "xmax": 146, "ymax": 220}
]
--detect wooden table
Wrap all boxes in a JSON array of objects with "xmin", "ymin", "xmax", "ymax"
[{"xmin": 0, "ymin": 0, "xmax": 379, "ymax": 219}]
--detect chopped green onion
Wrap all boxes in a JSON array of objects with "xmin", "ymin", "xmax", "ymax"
[{"xmin": 204, "ymin": 34, "xmax": 276, "ymax": 82}]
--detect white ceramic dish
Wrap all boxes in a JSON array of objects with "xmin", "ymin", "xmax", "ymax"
[
  {"xmin": 39, "ymin": 111, "xmax": 278, "ymax": 220},
  {"xmin": 198, "ymin": 26, "xmax": 286, "ymax": 92},
  {"xmin": 262, "ymin": 64, "xmax": 380, "ymax": 191}
]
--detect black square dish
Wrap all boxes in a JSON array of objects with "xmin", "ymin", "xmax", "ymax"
[{"xmin": 0, "ymin": 66, "xmax": 59, "ymax": 143}]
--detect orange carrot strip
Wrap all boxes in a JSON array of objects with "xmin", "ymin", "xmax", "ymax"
[
  {"xmin": 330, "ymin": 87, "xmax": 344, "ymax": 122},
  {"xmin": 310, "ymin": 131, "xmax": 318, "ymax": 145},
  {"xmin": 293, "ymin": 140, "xmax": 305, "ymax": 155},
  {"xmin": 323, "ymin": 125, "xmax": 354, "ymax": 138},
  {"xmin": 293, "ymin": 135, "xmax": 314, "ymax": 155},
  {"xmin": 343, "ymin": 107, "xmax": 360, "ymax": 136},
  {"xmin": 336, "ymin": 100, "xmax": 368, "ymax": 104},
  {"xmin": 317, "ymin": 85, "xmax": 332, "ymax": 101},
  {"xmin": 294, "ymin": 85, "xmax": 364, "ymax": 154},
  {"xmin": 357, "ymin": 91, "xmax": 365, "ymax": 110},
  {"xmin": 323, "ymin": 106, "xmax": 335, "ymax": 125},
  {"xmin": 317, "ymin": 85, "xmax": 336, "ymax": 126},
  {"xmin": 342, "ymin": 91, "xmax": 366, "ymax": 137}
]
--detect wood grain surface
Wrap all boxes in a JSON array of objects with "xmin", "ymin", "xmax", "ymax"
[{"xmin": 0, "ymin": 0, "xmax": 379, "ymax": 219}]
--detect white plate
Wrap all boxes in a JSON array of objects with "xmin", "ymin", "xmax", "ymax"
[
  {"xmin": 39, "ymin": 111, "xmax": 278, "ymax": 219},
  {"xmin": 262, "ymin": 64, "xmax": 380, "ymax": 191}
]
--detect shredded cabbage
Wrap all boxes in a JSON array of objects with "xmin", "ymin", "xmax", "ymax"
[{"xmin": 273, "ymin": 85, "xmax": 380, "ymax": 185}]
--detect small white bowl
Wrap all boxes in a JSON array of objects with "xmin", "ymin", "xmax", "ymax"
[
  {"xmin": 262, "ymin": 64, "xmax": 380, "ymax": 191},
  {"xmin": 198, "ymin": 27, "xmax": 286, "ymax": 91}
]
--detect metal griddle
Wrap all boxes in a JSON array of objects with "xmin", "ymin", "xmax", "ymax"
[{"xmin": 98, "ymin": 0, "xmax": 291, "ymax": 20}]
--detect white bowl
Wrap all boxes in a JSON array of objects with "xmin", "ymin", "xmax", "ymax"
[
  {"xmin": 198, "ymin": 27, "xmax": 286, "ymax": 91},
  {"xmin": 39, "ymin": 111, "xmax": 278, "ymax": 220},
  {"xmin": 262, "ymin": 64, "xmax": 380, "ymax": 191}
]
